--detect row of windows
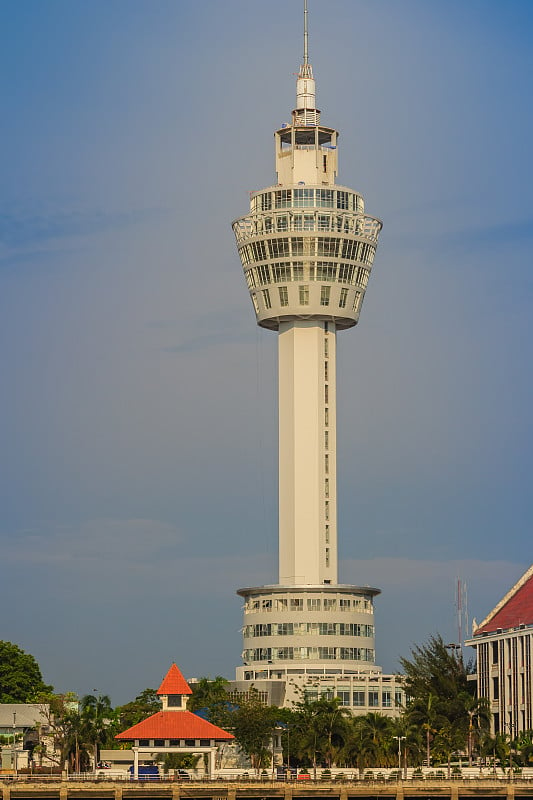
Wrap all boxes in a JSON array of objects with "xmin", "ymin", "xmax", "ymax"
[
  {"xmin": 251, "ymin": 188, "xmax": 364, "ymax": 213},
  {"xmin": 243, "ymin": 647, "xmax": 375, "ymax": 662},
  {"xmin": 254, "ymin": 286, "xmax": 362, "ymax": 313},
  {"xmin": 137, "ymin": 738, "xmax": 212, "ymax": 747},
  {"xmin": 334, "ymin": 690, "xmax": 402, "ymax": 708},
  {"xmin": 245, "ymin": 262, "xmax": 369, "ymax": 288},
  {"xmin": 245, "ymin": 596, "xmax": 373, "ymax": 612},
  {"xmin": 244, "ymin": 213, "xmax": 368, "ymax": 237},
  {"xmin": 239, "ymin": 238, "xmax": 375, "ymax": 266},
  {"xmin": 244, "ymin": 622, "xmax": 375, "ymax": 638}
]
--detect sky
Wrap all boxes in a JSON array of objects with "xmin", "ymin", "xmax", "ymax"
[{"xmin": 0, "ymin": 0, "xmax": 531, "ymax": 705}]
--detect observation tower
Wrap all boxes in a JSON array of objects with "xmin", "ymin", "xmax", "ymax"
[{"xmin": 231, "ymin": 3, "xmax": 392, "ymax": 708}]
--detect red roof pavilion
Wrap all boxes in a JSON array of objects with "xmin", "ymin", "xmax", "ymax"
[{"xmin": 474, "ymin": 564, "xmax": 533, "ymax": 635}]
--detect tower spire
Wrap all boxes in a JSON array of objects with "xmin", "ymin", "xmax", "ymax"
[{"xmin": 303, "ymin": 0, "xmax": 309, "ymax": 66}]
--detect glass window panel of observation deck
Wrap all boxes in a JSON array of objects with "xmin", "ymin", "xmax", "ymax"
[
  {"xmin": 369, "ymin": 691, "xmax": 379, "ymax": 707},
  {"xmin": 337, "ymin": 191, "xmax": 349, "ymax": 210},
  {"xmin": 313, "ymin": 263, "xmax": 337, "ymax": 281},
  {"xmin": 261, "ymin": 192, "xmax": 272, "ymax": 211},
  {"xmin": 272, "ymin": 263, "xmax": 291, "ymax": 282},
  {"xmin": 317, "ymin": 189, "xmax": 334, "ymax": 207},
  {"xmin": 275, "ymin": 190, "xmax": 292, "ymax": 208},
  {"xmin": 276, "ymin": 215, "xmax": 288, "ymax": 232},
  {"xmin": 293, "ymin": 188, "xmax": 314, "ymax": 207},
  {"xmin": 318, "ymin": 238, "xmax": 339, "ymax": 257},
  {"xmin": 317, "ymin": 214, "xmax": 331, "ymax": 231},
  {"xmin": 339, "ymin": 287, "xmax": 348, "ymax": 307},
  {"xmin": 268, "ymin": 238, "xmax": 290, "ymax": 258}
]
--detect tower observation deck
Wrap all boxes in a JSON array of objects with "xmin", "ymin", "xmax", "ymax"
[{"xmin": 231, "ymin": 2, "xmax": 388, "ymax": 699}]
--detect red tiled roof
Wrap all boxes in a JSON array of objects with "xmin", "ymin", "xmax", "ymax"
[
  {"xmin": 115, "ymin": 710, "xmax": 233, "ymax": 741},
  {"xmin": 157, "ymin": 663, "xmax": 192, "ymax": 696},
  {"xmin": 475, "ymin": 566, "xmax": 533, "ymax": 635}
]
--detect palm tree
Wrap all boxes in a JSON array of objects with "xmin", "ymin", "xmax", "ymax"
[
  {"xmin": 349, "ymin": 713, "xmax": 394, "ymax": 769},
  {"xmin": 458, "ymin": 692, "xmax": 491, "ymax": 766},
  {"xmin": 406, "ymin": 693, "xmax": 442, "ymax": 768},
  {"xmin": 81, "ymin": 693, "xmax": 114, "ymax": 769}
]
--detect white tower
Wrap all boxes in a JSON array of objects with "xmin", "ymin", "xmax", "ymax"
[{"xmin": 232, "ymin": 2, "xmax": 383, "ymax": 692}]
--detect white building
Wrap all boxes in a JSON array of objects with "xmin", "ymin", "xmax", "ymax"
[
  {"xmin": 466, "ymin": 564, "xmax": 533, "ymax": 736},
  {"xmin": 230, "ymin": 1, "xmax": 404, "ymax": 715}
]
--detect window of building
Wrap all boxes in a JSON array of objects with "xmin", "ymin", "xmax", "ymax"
[
  {"xmin": 325, "ymin": 500, "xmax": 329, "ymax": 520},
  {"xmin": 276, "ymin": 215, "xmax": 288, "ymax": 231},
  {"xmin": 251, "ymin": 240, "xmax": 267, "ymax": 261},
  {"xmin": 324, "ymin": 384, "xmax": 329, "ymax": 403},
  {"xmin": 337, "ymin": 691, "xmax": 351, "ymax": 706},
  {"xmin": 338, "ymin": 263, "xmax": 355, "ymax": 283},
  {"xmin": 275, "ymin": 189, "xmax": 292, "ymax": 208},
  {"xmin": 353, "ymin": 691, "xmax": 365, "ymax": 707},
  {"xmin": 339, "ymin": 287, "xmax": 348, "ymax": 308},
  {"xmin": 325, "ymin": 524, "xmax": 330, "ymax": 543},
  {"xmin": 278, "ymin": 286, "xmax": 289, "ymax": 306},
  {"xmin": 395, "ymin": 691, "xmax": 403, "ymax": 708},
  {"xmin": 272, "ymin": 263, "xmax": 291, "ymax": 282},
  {"xmin": 291, "ymin": 237, "xmax": 304, "ymax": 255},
  {"xmin": 290, "ymin": 598, "xmax": 303, "ymax": 611},
  {"xmin": 353, "ymin": 291, "xmax": 361, "ymax": 312},
  {"xmin": 304, "ymin": 215, "xmax": 315, "ymax": 230},
  {"xmin": 337, "ymin": 191, "xmax": 349, "ymax": 210},
  {"xmin": 318, "ymin": 214, "xmax": 330, "ymax": 230},
  {"xmin": 325, "ymin": 430, "xmax": 329, "ymax": 448},
  {"xmin": 200, "ymin": 739, "xmax": 210, "ymax": 747},
  {"xmin": 276, "ymin": 598, "xmax": 288, "ymax": 611},
  {"xmin": 260, "ymin": 192, "xmax": 272, "ymax": 211},
  {"xmin": 293, "ymin": 188, "xmax": 314, "ymax": 207},
  {"xmin": 318, "ymin": 647, "xmax": 337, "ymax": 659},
  {"xmin": 318, "ymin": 238, "xmax": 338, "ymax": 258},
  {"xmin": 167, "ymin": 695, "xmax": 183, "ymax": 707},
  {"xmin": 307, "ymin": 598, "xmax": 321, "ymax": 611},
  {"xmin": 356, "ymin": 266, "xmax": 370, "ymax": 288},
  {"xmin": 261, "ymin": 598, "xmax": 272, "ymax": 611},
  {"xmin": 325, "ymin": 478, "xmax": 329, "ymax": 497},
  {"xmin": 257, "ymin": 264, "xmax": 270, "ymax": 285},
  {"xmin": 369, "ymin": 691, "xmax": 379, "ymax": 707},
  {"xmin": 269, "ymin": 238, "xmax": 290, "ymax": 258},
  {"xmin": 317, "ymin": 189, "xmax": 334, "ymax": 207},
  {"xmin": 324, "ymin": 454, "xmax": 329, "ymax": 474},
  {"xmin": 299, "ymin": 285, "xmax": 309, "ymax": 305},
  {"xmin": 339, "ymin": 598, "xmax": 350, "ymax": 611},
  {"xmin": 251, "ymin": 294, "xmax": 259, "ymax": 314},
  {"xmin": 382, "ymin": 691, "xmax": 392, "ymax": 708},
  {"xmin": 293, "ymin": 261, "xmax": 304, "ymax": 280},
  {"xmin": 154, "ymin": 739, "xmax": 164, "ymax": 747},
  {"xmin": 324, "ymin": 336, "xmax": 329, "ymax": 357},
  {"xmin": 261, "ymin": 289, "xmax": 271, "ymax": 309},
  {"xmin": 325, "ymin": 547, "xmax": 330, "ymax": 567},
  {"xmin": 169, "ymin": 739, "xmax": 179, "ymax": 747},
  {"xmin": 293, "ymin": 214, "xmax": 303, "ymax": 230},
  {"xmin": 324, "ymin": 598, "xmax": 336, "ymax": 611}
]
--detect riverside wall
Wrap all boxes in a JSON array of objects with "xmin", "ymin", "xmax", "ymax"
[{"xmin": 3, "ymin": 780, "xmax": 533, "ymax": 800}]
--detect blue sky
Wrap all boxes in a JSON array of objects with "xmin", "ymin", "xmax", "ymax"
[{"xmin": 0, "ymin": 0, "xmax": 531, "ymax": 704}]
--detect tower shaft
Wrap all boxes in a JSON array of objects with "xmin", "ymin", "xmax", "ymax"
[{"xmin": 279, "ymin": 320, "xmax": 337, "ymax": 585}]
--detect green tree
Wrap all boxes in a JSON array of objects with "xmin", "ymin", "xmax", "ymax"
[
  {"xmin": 187, "ymin": 676, "xmax": 231, "ymax": 728},
  {"xmin": 81, "ymin": 693, "xmax": 115, "ymax": 767},
  {"xmin": 230, "ymin": 689, "xmax": 279, "ymax": 774},
  {"xmin": 406, "ymin": 693, "xmax": 443, "ymax": 767},
  {"xmin": 116, "ymin": 688, "xmax": 161, "ymax": 730},
  {"xmin": 400, "ymin": 634, "xmax": 472, "ymax": 712},
  {"xmin": 290, "ymin": 694, "xmax": 350, "ymax": 774},
  {"xmin": 0, "ymin": 641, "xmax": 52, "ymax": 702}
]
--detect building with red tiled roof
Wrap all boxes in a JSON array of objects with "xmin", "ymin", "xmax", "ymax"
[
  {"xmin": 466, "ymin": 565, "xmax": 533, "ymax": 736},
  {"xmin": 115, "ymin": 663, "xmax": 233, "ymax": 778}
]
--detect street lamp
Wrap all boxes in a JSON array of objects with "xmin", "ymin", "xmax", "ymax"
[
  {"xmin": 445, "ymin": 643, "xmax": 461, "ymax": 659},
  {"xmin": 393, "ymin": 736, "xmax": 406, "ymax": 777},
  {"xmin": 12, "ymin": 712, "xmax": 17, "ymax": 776}
]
